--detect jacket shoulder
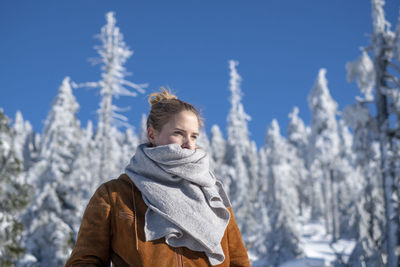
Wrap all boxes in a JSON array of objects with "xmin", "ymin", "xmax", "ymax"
[
  {"xmin": 101, "ymin": 174, "xmax": 137, "ymax": 191},
  {"xmin": 98, "ymin": 174, "xmax": 142, "ymax": 207}
]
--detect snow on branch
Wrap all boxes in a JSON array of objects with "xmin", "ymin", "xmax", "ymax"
[
  {"xmin": 229, "ymin": 60, "xmax": 243, "ymax": 110},
  {"xmin": 371, "ymin": 0, "xmax": 391, "ymax": 35},
  {"xmin": 346, "ymin": 50, "xmax": 375, "ymax": 101},
  {"xmin": 78, "ymin": 11, "xmax": 148, "ymax": 129}
]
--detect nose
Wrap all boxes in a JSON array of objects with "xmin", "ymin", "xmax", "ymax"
[{"xmin": 181, "ymin": 137, "xmax": 196, "ymax": 150}]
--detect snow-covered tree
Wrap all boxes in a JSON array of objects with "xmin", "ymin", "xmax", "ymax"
[
  {"xmin": 345, "ymin": 0, "xmax": 400, "ymax": 264},
  {"xmin": 225, "ymin": 60, "xmax": 259, "ymax": 235},
  {"xmin": 369, "ymin": 1, "xmax": 399, "ymax": 265},
  {"xmin": 210, "ymin": 124, "xmax": 226, "ymax": 166},
  {"xmin": 262, "ymin": 119, "xmax": 302, "ymax": 266},
  {"xmin": 286, "ymin": 107, "xmax": 311, "ymax": 216},
  {"xmin": 38, "ymin": 77, "xmax": 82, "ymax": 173},
  {"xmin": 287, "ymin": 107, "xmax": 310, "ymax": 163},
  {"xmin": 334, "ymin": 120, "xmax": 359, "ymax": 238},
  {"xmin": 226, "ymin": 60, "xmax": 253, "ymax": 162},
  {"xmin": 308, "ymin": 68, "xmax": 341, "ymax": 241},
  {"xmin": 197, "ymin": 126, "xmax": 211, "ymax": 154},
  {"xmin": 78, "ymin": 11, "xmax": 147, "ymax": 182},
  {"xmin": 343, "ymin": 103, "xmax": 385, "ymax": 265},
  {"xmin": 0, "ymin": 110, "xmax": 32, "ymax": 266},
  {"xmin": 62, "ymin": 121, "xmax": 98, "ymax": 236},
  {"xmin": 249, "ymin": 146, "xmax": 271, "ymax": 263},
  {"xmin": 12, "ymin": 111, "xmax": 38, "ymax": 171},
  {"xmin": 209, "ymin": 124, "xmax": 235, "ymax": 209},
  {"xmin": 22, "ymin": 77, "xmax": 83, "ymax": 266},
  {"xmin": 120, "ymin": 127, "xmax": 139, "ymax": 171}
]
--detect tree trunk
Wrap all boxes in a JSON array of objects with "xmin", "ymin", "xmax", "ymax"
[
  {"xmin": 97, "ymin": 88, "xmax": 112, "ymax": 182},
  {"xmin": 330, "ymin": 168, "xmax": 340, "ymax": 242},
  {"xmin": 322, "ymin": 173, "xmax": 332, "ymax": 235},
  {"xmin": 374, "ymin": 42, "xmax": 398, "ymax": 267}
]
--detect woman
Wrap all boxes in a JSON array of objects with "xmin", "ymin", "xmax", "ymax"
[{"xmin": 65, "ymin": 89, "xmax": 250, "ymax": 267}]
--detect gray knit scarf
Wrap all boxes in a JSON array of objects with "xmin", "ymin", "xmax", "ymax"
[{"xmin": 125, "ymin": 143, "xmax": 231, "ymax": 266}]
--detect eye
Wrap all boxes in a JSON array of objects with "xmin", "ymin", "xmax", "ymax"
[
  {"xmin": 192, "ymin": 135, "xmax": 198, "ymax": 140},
  {"xmin": 174, "ymin": 131, "xmax": 184, "ymax": 136}
]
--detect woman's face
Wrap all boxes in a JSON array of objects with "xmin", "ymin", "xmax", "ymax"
[{"xmin": 147, "ymin": 110, "xmax": 199, "ymax": 150}]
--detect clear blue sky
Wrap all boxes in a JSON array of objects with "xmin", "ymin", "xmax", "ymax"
[{"xmin": 1, "ymin": 0, "xmax": 399, "ymax": 147}]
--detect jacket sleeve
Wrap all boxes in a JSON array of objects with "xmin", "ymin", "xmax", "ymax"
[
  {"xmin": 65, "ymin": 184, "xmax": 112, "ymax": 267},
  {"xmin": 226, "ymin": 207, "xmax": 251, "ymax": 267}
]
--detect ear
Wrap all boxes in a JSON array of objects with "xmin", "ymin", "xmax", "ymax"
[{"xmin": 147, "ymin": 126, "xmax": 157, "ymax": 145}]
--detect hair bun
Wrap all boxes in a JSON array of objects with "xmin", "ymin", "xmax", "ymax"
[{"xmin": 148, "ymin": 87, "xmax": 178, "ymax": 106}]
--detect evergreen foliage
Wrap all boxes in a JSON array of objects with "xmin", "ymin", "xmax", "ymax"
[
  {"xmin": 345, "ymin": 0, "xmax": 400, "ymax": 264},
  {"xmin": 0, "ymin": 110, "xmax": 32, "ymax": 266},
  {"xmin": 20, "ymin": 77, "xmax": 83, "ymax": 266}
]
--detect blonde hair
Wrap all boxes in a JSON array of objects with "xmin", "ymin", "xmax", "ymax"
[
  {"xmin": 148, "ymin": 87, "xmax": 178, "ymax": 105},
  {"xmin": 147, "ymin": 87, "xmax": 203, "ymax": 131}
]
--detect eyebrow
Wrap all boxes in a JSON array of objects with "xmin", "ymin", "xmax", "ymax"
[{"xmin": 174, "ymin": 128, "xmax": 199, "ymax": 136}]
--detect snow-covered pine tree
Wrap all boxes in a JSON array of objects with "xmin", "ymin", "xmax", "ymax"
[
  {"xmin": 79, "ymin": 11, "xmax": 147, "ymax": 182},
  {"xmin": 287, "ymin": 107, "xmax": 310, "ymax": 164},
  {"xmin": 197, "ymin": 127, "xmax": 211, "ymax": 153},
  {"xmin": 63, "ymin": 121, "xmax": 98, "ymax": 236},
  {"xmin": 262, "ymin": 119, "xmax": 302, "ymax": 266},
  {"xmin": 345, "ymin": 49, "xmax": 383, "ymax": 245},
  {"xmin": 369, "ymin": 1, "xmax": 399, "ymax": 265},
  {"xmin": 120, "ymin": 127, "xmax": 139, "ymax": 171},
  {"xmin": 210, "ymin": 125, "xmax": 226, "ymax": 166},
  {"xmin": 345, "ymin": 0, "xmax": 400, "ymax": 264},
  {"xmin": 0, "ymin": 109, "xmax": 33, "ymax": 266},
  {"xmin": 21, "ymin": 77, "xmax": 83, "ymax": 266},
  {"xmin": 38, "ymin": 77, "xmax": 82, "ymax": 179},
  {"xmin": 246, "ymin": 144, "xmax": 272, "ymax": 267},
  {"xmin": 286, "ymin": 107, "xmax": 311, "ymax": 216},
  {"xmin": 343, "ymin": 102, "xmax": 385, "ymax": 266},
  {"xmin": 225, "ymin": 60, "xmax": 259, "ymax": 236},
  {"xmin": 334, "ymin": 120, "xmax": 359, "ymax": 238},
  {"xmin": 209, "ymin": 124, "xmax": 235, "ymax": 210},
  {"xmin": 308, "ymin": 68, "xmax": 341, "ymax": 241},
  {"xmin": 12, "ymin": 111, "xmax": 38, "ymax": 171}
]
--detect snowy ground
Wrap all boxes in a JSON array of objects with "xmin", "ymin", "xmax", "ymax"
[
  {"xmin": 280, "ymin": 214, "xmax": 356, "ymax": 267},
  {"xmin": 250, "ymin": 212, "xmax": 356, "ymax": 267}
]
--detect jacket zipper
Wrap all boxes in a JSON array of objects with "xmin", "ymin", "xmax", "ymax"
[{"xmin": 176, "ymin": 247, "xmax": 183, "ymax": 267}]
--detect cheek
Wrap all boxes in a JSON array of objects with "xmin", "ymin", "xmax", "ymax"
[
  {"xmin": 159, "ymin": 135, "xmax": 182, "ymax": 146},
  {"xmin": 168, "ymin": 135, "xmax": 183, "ymax": 144}
]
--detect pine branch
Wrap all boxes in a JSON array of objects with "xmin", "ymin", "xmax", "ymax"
[
  {"xmin": 0, "ymin": 149, "xmax": 11, "ymax": 179},
  {"xmin": 388, "ymin": 62, "xmax": 400, "ymax": 74},
  {"xmin": 383, "ymin": 73, "xmax": 400, "ymax": 88}
]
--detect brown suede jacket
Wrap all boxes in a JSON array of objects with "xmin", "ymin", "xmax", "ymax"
[{"xmin": 65, "ymin": 174, "xmax": 251, "ymax": 267}]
